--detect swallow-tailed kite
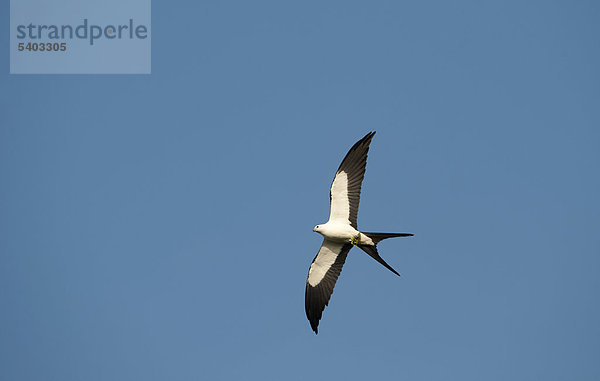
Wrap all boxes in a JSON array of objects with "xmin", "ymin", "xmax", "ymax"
[{"xmin": 305, "ymin": 131, "xmax": 413, "ymax": 334}]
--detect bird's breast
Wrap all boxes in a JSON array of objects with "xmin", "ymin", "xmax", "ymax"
[{"xmin": 319, "ymin": 223, "xmax": 358, "ymax": 242}]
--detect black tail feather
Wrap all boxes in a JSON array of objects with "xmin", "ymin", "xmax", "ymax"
[
  {"xmin": 363, "ymin": 232, "xmax": 414, "ymax": 244},
  {"xmin": 356, "ymin": 232, "xmax": 413, "ymax": 276},
  {"xmin": 357, "ymin": 244, "xmax": 401, "ymax": 276}
]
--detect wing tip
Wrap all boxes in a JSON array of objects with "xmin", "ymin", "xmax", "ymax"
[
  {"xmin": 362, "ymin": 130, "xmax": 376, "ymax": 143},
  {"xmin": 306, "ymin": 299, "xmax": 321, "ymax": 334},
  {"xmin": 335, "ymin": 131, "xmax": 377, "ymax": 174},
  {"xmin": 352, "ymin": 131, "xmax": 377, "ymax": 150}
]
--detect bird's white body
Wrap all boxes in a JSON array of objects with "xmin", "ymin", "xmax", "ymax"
[{"xmin": 313, "ymin": 222, "xmax": 374, "ymax": 245}]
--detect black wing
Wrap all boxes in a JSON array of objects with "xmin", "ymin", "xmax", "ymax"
[
  {"xmin": 328, "ymin": 132, "xmax": 375, "ymax": 228},
  {"xmin": 305, "ymin": 240, "xmax": 353, "ymax": 334}
]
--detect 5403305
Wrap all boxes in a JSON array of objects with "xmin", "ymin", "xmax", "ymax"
[{"xmin": 18, "ymin": 42, "xmax": 67, "ymax": 52}]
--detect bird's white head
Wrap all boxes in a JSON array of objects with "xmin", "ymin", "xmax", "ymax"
[{"xmin": 313, "ymin": 225, "xmax": 321, "ymax": 233}]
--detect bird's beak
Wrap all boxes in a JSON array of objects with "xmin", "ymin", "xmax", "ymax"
[{"xmin": 312, "ymin": 227, "xmax": 316, "ymax": 232}]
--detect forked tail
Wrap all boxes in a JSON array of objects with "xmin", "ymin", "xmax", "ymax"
[{"xmin": 357, "ymin": 232, "xmax": 413, "ymax": 276}]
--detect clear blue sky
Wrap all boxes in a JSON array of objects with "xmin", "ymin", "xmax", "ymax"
[{"xmin": 1, "ymin": 1, "xmax": 599, "ymax": 380}]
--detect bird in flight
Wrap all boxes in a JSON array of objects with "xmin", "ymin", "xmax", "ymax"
[{"xmin": 305, "ymin": 131, "xmax": 413, "ymax": 334}]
